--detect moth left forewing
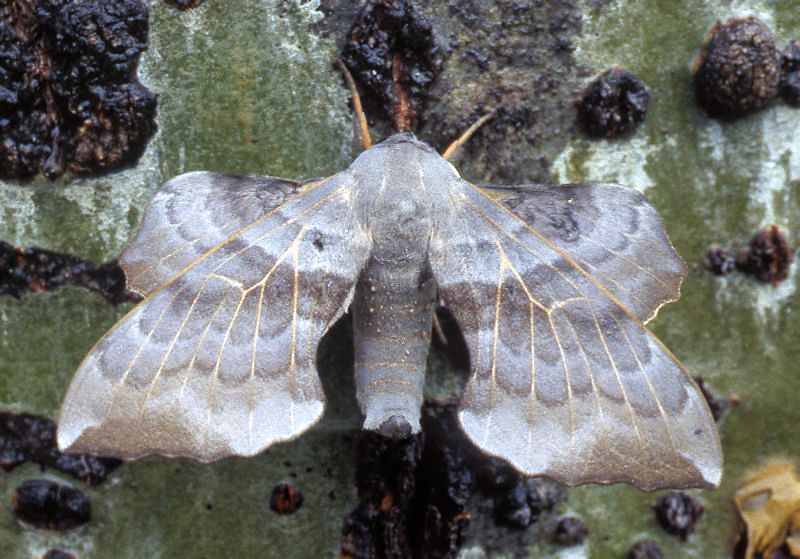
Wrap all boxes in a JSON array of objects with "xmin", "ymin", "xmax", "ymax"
[
  {"xmin": 430, "ymin": 180, "xmax": 721, "ymax": 491},
  {"xmin": 57, "ymin": 172, "xmax": 371, "ymax": 462}
]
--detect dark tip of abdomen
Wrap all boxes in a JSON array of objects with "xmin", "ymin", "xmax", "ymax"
[{"xmin": 378, "ymin": 415, "xmax": 413, "ymax": 439}]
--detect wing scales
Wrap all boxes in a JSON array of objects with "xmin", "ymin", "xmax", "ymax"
[
  {"xmin": 430, "ymin": 181, "xmax": 721, "ymax": 490},
  {"xmin": 120, "ymin": 171, "xmax": 308, "ymax": 297},
  {"xmin": 58, "ymin": 173, "xmax": 371, "ymax": 461},
  {"xmin": 485, "ymin": 183, "xmax": 686, "ymax": 322}
]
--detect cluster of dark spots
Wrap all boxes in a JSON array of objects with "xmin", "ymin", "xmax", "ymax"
[
  {"xmin": 341, "ymin": 402, "xmax": 566, "ymax": 557},
  {"xmin": 550, "ymin": 515, "xmax": 588, "ymax": 546},
  {"xmin": 492, "ymin": 472, "xmax": 560, "ymax": 529},
  {"xmin": 0, "ymin": 412, "xmax": 121, "ymax": 485},
  {"xmin": 626, "ymin": 540, "xmax": 664, "ymax": 559},
  {"xmin": 577, "ymin": 67, "xmax": 650, "ymax": 138},
  {"xmin": 339, "ymin": 0, "xmax": 442, "ymax": 132},
  {"xmin": 269, "ymin": 482, "xmax": 304, "ymax": 515},
  {"xmin": 0, "ymin": 241, "xmax": 140, "ymax": 304},
  {"xmin": 43, "ymin": 550, "xmax": 76, "ymax": 559},
  {"xmin": 705, "ymin": 246, "xmax": 736, "ymax": 277},
  {"xmin": 455, "ymin": 451, "xmax": 564, "ymax": 555},
  {"xmin": 341, "ymin": 402, "xmax": 474, "ymax": 558},
  {"xmin": 0, "ymin": 0, "xmax": 156, "ymax": 180},
  {"xmin": 705, "ymin": 225, "xmax": 794, "ymax": 285},
  {"xmin": 653, "ymin": 491, "xmax": 704, "ymax": 540},
  {"xmin": 11, "ymin": 479, "xmax": 91, "ymax": 531},
  {"xmin": 782, "ymin": 40, "xmax": 800, "ymax": 106},
  {"xmin": 693, "ymin": 17, "xmax": 795, "ymax": 118},
  {"xmin": 693, "ymin": 376, "xmax": 729, "ymax": 423}
]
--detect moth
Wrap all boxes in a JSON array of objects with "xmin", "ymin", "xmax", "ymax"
[{"xmin": 57, "ymin": 72, "xmax": 722, "ymax": 492}]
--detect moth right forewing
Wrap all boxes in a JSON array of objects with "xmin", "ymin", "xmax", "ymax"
[
  {"xmin": 121, "ymin": 171, "xmax": 305, "ymax": 297},
  {"xmin": 58, "ymin": 172, "xmax": 372, "ymax": 462}
]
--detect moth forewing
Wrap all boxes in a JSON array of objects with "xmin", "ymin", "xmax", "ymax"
[
  {"xmin": 119, "ymin": 172, "xmax": 307, "ymax": 298},
  {"xmin": 429, "ymin": 180, "xmax": 722, "ymax": 491},
  {"xmin": 57, "ymin": 172, "xmax": 371, "ymax": 461}
]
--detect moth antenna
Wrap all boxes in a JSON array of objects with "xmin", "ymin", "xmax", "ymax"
[
  {"xmin": 335, "ymin": 59, "xmax": 373, "ymax": 150},
  {"xmin": 442, "ymin": 109, "xmax": 498, "ymax": 161}
]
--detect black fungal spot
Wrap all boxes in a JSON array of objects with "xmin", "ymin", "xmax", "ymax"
[
  {"xmin": 694, "ymin": 18, "xmax": 782, "ymax": 118},
  {"xmin": 341, "ymin": 424, "xmax": 425, "ymax": 558},
  {"xmin": 578, "ymin": 67, "xmax": 650, "ymax": 138},
  {"xmin": 339, "ymin": 0, "xmax": 442, "ymax": 132},
  {"xmin": 494, "ymin": 481, "xmax": 534, "ymax": 528},
  {"xmin": 0, "ymin": 0, "xmax": 156, "ymax": 180},
  {"xmin": 269, "ymin": 482, "xmax": 304, "ymax": 515},
  {"xmin": 782, "ymin": 40, "xmax": 800, "ymax": 106},
  {"xmin": 551, "ymin": 516, "xmax": 588, "ymax": 546},
  {"xmin": 705, "ymin": 246, "xmax": 736, "ymax": 276},
  {"xmin": 736, "ymin": 224, "xmax": 794, "ymax": 285},
  {"xmin": 0, "ymin": 412, "xmax": 121, "ymax": 486},
  {"xmin": 12, "ymin": 479, "xmax": 91, "ymax": 531},
  {"xmin": 0, "ymin": 241, "xmax": 140, "ymax": 304},
  {"xmin": 626, "ymin": 540, "xmax": 664, "ymax": 559},
  {"xmin": 653, "ymin": 491, "xmax": 704, "ymax": 540}
]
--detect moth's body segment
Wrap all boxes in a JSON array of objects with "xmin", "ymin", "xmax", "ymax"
[
  {"xmin": 349, "ymin": 135, "xmax": 456, "ymax": 437},
  {"xmin": 57, "ymin": 132, "xmax": 723, "ymax": 491}
]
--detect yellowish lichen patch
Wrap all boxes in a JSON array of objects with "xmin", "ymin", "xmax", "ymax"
[{"xmin": 734, "ymin": 462, "xmax": 800, "ymax": 559}]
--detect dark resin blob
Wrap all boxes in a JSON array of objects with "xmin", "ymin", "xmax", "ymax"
[
  {"xmin": 12, "ymin": 479, "xmax": 91, "ymax": 531},
  {"xmin": 0, "ymin": 412, "xmax": 121, "ymax": 485},
  {"xmin": 0, "ymin": 0, "xmax": 156, "ymax": 180},
  {"xmin": 578, "ymin": 67, "xmax": 650, "ymax": 138},
  {"xmin": 269, "ymin": 482, "xmax": 304, "ymax": 515},
  {"xmin": 340, "ymin": 0, "xmax": 441, "ymax": 131},
  {"xmin": 694, "ymin": 18, "xmax": 782, "ymax": 117},
  {"xmin": 654, "ymin": 491, "xmax": 704, "ymax": 540},
  {"xmin": 736, "ymin": 224, "xmax": 793, "ymax": 285}
]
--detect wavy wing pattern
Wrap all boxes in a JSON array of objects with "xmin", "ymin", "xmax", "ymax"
[
  {"xmin": 58, "ymin": 173, "xmax": 370, "ymax": 461},
  {"xmin": 430, "ymin": 181, "xmax": 721, "ymax": 490}
]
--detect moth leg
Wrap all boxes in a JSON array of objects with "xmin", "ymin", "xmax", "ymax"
[
  {"xmin": 442, "ymin": 110, "xmax": 497, "ymax": 161},
  {"xmin": 432, "ymin": 309, "xmax": 448, "ymax": 346},
  {"xmin": 335, "ymin": 59, "xmax": 373, "ymax": 150}
]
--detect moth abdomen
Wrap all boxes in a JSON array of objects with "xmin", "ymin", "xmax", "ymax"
[{"xmin": 351, "ymin": 254, "xmax": 436, "ymax": 438}]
